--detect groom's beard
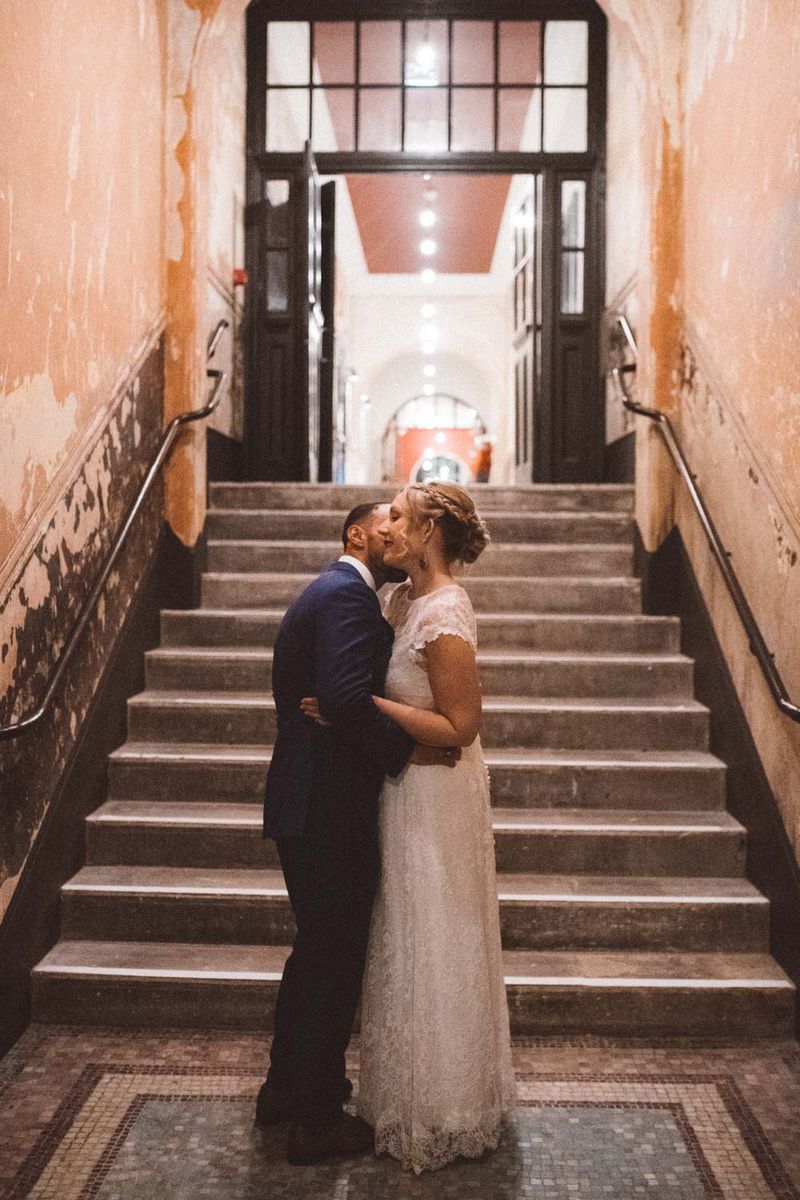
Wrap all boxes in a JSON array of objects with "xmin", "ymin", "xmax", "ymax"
[{"xmin": 382, "ymin": 565, "xmax": 408, "ymax": 584}]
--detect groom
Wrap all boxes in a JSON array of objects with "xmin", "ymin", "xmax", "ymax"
[{"xmin": 258, "ymin": 501, "xmax": 459, "ymax": 1166}]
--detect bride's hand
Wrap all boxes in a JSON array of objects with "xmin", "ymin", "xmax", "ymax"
[{"xmin": 300, "ymin": 696, "xmax": 330, "ymax": 727}]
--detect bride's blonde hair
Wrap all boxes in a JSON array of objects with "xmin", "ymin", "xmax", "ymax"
[{"xmin": 402, "ymin": 482, "xmax": 490, "ymax": 565}]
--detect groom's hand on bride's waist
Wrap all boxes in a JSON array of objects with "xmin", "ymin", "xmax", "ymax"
[{"xmin": 409, "ymin": 744, "xmax": 461, "ymax": 767}]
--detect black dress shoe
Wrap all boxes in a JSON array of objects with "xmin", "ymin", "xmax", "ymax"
[
  {"xmin": 287, "ymin": 1112, "xmax": 374, "ymax": 1166},
  {"xmin": 255, "ymin": 1078, "xmax": 354, "ymax": 1128}
]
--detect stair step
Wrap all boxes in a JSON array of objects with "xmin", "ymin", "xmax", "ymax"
[
  {"xmin": 144, "ymin": 647, "xmax": 694, "ymax": 699},
  {"xmin": 126, "ymin": 692, "xmax": 709, "ymax": 750},
  {"xmin": 207, "ymin": 509, "xmax": 635, "ymax": 544},
  {"xmin": 60, "ymin": 866, "xmax": 767, "ymax": 952},
  {"xmin": 206, "ymin": 540, "xmax": 635, "ymax": 578},
  {"xmin": 161, "ymin": 608, "xmax": 680, "ymax": 652},
  {"xmin": 31, "ymin": 941, "xmax": 793, "ymax": 1037},
  {"xmin": 87, "ymin": 800, "xmax": 745, "ymax": 876},
  {"xmin": 208, "ymin": 482, "xmax": 635, "ymax": 513},
  {"xmin": 200, "ymin": 573, "xmax": 642, "ymax": 614},
  {"xmin": 108, "ymin": 743, "xmax": 727, "ymax": 810}
]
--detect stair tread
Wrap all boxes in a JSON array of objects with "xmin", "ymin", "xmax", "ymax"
[
  {"xmin": 89, "ymin": 799, "xmax": 742, "ymax": 836},
  {"xmin": 33, "ymin": 940, "xmax": 793, "ymax": 988},
  {"xmin": 207, "ymin": 508, "xmax": 633, "ymax": 520},
  {"xmin": 201, "ymin": 571, "xmax": 638, "ymax": 584},
  {"xmin": 206, "ymin": 538, "xmax": 634, "ymax": 551},
  {"xmin": 109, "ymin": 741, "xmax": 725, "ymax": 769},
  {"xmin": 146, "ymin": 646, "xmax": 691, "ymax": 666},
  {"xmin": 64, "ymin": 864, "xmax": 765, "ymax": 902},
  {"xmin": 163, "ymin": 607, "xmax": 675, "ymax": 624},
  {"xmin": 127, "ymin": 691, "xmax": 707, "ymax": 713}
]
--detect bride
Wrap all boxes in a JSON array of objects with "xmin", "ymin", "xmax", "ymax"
[{"xmin": 353, "ymin": 482, "xmax": 516, "ymax": 1172}]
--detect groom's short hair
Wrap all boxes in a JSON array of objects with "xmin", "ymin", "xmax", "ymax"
[{"xmin": 342, "ymin": 502, "xmax": 382, "ymax": 548}]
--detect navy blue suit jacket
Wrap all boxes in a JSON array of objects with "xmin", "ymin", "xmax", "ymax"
[{"xmin": 263, "ymin": 562, "xmax": 415, "ymax": 839}]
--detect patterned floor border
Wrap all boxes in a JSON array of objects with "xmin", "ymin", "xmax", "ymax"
[{"xmin": 5, "ymin": 1061, "xmax": 800, "ymax": 1200}]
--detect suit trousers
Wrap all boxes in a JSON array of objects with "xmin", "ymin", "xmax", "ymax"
[{"xmin": 267, "ymin": 812, "xmax": 380, "ymax": 1130}]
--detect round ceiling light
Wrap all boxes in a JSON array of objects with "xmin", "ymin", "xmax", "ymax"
[
  {"xmin": 420, "ymin": 238, "xmax": 437, "ymax": 257},
  {"xmin": 419, "ymin": 209, "xmax": 436, "ymax": 229}
]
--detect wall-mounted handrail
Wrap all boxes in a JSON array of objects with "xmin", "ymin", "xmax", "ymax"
[
  {"xmin": 0, "ymin": 319, "xmax": 230, "ymax": 742},
  {"xmin": 608, "ymin": 312, "xmax": 800, "ymax": 723}
]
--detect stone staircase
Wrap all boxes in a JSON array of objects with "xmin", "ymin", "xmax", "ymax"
[{"xmin": 32, "ymin": 483, "xmax": 796, "ymax": 1037}]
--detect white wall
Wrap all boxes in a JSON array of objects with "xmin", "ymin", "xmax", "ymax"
[{"xmin": 347, "ymin": 290, "xmax": 514, "ymax": 485}]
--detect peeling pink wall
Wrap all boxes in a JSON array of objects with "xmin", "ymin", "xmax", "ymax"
[
  {"xmin": 0, "ymin": 0, "xmax": 165, "ymax": 571},
  {"xmin": 603, "ymin": 0, "xmax": 800, "ymax": 862},
  {"xmin": 678, "ymin": 0, "xmax": 800, "ymax": 857},
  {"xmin": 161, "ymin": 0, "xmax": 245, "ymax": 547},
  {"xmin": 0, "ymin": 0, "xmax": 165, "ymax": 920}
]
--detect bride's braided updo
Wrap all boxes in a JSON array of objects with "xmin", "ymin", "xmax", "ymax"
[{"xmin": 403, "ymin": 481, "xmax": 490, "ymax": 565}]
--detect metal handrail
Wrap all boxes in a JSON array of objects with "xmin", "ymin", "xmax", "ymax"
[
  {"xmin": 608, "ymin": 311, "xmax": 800, "ymax": 723},
  {"xmin": 0, "ymin": 319, "xmax": 230, "ymax": 741}
]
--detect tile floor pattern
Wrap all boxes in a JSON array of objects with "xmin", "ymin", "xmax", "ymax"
[{"xmin": 2, "ymin": 1028, "xmax": 800, "ymax": 1199}]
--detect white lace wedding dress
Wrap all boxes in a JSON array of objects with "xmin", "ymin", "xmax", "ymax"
[{"xmin": 357, "ymin": 581, "xmax": 517, "ymax": 1174}]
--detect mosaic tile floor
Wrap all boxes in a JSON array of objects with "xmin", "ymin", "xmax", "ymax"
[{"xmin": 2, "ymin": 1028, "xmax": 800, "ymax": 1199}]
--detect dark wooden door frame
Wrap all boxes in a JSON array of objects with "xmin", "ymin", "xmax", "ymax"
[{"xmin": 245, "ymin": 0, "xmax": 607, "ymax": 483}]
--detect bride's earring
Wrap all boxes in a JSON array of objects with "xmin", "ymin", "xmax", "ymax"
[{"xmin": 419, "ymin": 550, "xmax": 429, "ymax": 570}]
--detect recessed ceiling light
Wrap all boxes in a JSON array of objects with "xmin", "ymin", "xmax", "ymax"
[
  {"xmin": 423, "ymin": 364, "xmax": 436, "ymax": 377},
  {"xmin": 421, "ymin": 303, "xmax": 436, "ymax": 318},
  {"xmin": 423, "ymin": 383, "xmax": 436, "ymax": 396},
  {"xmin": 421, "ymin": 323, "xmax": 438, "ymax": 340},
  {"xmin": 421, "ymin": 341, "xmax": 436, "ymax": 355},
  {"xmin": 420, "ymin": 238, "xmax": 437, "ymax": 256},
  {"xmin": 434, "ymin": 430, "xmax": 446, "ymax": 444},
  {"xmin": 421, "ymin": 268, "xmax": 436, "ymax": 283},
  {"xmin": 419, "ymin": 209, "xmax": 436, "ymax": 229}
]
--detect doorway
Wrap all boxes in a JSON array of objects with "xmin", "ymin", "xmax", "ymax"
[{"xmin": 244, "ymin": 2, "xmax": 606, "ymax": 484}]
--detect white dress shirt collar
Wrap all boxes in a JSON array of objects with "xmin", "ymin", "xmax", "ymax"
[{"xmin": 338, "ymin": 554, "xmax": 377, "ymax": 592}]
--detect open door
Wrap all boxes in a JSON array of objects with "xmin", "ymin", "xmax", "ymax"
[
  {"xmin": 245, "ymin": 143, "xmax": 323, "ymax": 481},
  {"xmin": 512, "ymin": 175, "xmax": 543, "ymax": 484},
  {"xmin": 317, "ymin": 179, "xmax": 336, "ymax": 482}
]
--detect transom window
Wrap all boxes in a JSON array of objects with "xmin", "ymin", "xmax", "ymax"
[{"xmin": 265, "ymin": 19, "xmax": 589, "ymax": 154}]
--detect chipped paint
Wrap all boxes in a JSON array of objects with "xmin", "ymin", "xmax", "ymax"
[{"xmin": 0, "ymin": 340, "xmax": 164, "ymax": 923}]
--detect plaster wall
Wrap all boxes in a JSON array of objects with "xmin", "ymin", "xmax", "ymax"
[
  {"xmin": 677, "ymin": 0, "xmax": 800, "ymax": 859},
  {"xmin": 0, "ymin": 0, "xmax": 165, "ymax": 571},
  {"xmin": 0, "ymin": 1, "xmax": 166, "ymax": 919}
]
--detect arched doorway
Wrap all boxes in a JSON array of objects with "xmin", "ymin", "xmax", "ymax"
[
  {"xmin": 244, "ymin": 1, "xmax": 607, "ymax": 485},
  {"xmin": 382, "ymin": 392, "xmax": 490, "ymax": 484}
]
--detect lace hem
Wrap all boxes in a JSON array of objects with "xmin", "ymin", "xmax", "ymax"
[{"xmin": 373, "ymin": 1115, "xmax": 505, "ymax": 1174}]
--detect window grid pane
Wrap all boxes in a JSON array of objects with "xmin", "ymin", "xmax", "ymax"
[{"xmin": 263, "ymin": 19, "xmax": 592, "ymax": 158}]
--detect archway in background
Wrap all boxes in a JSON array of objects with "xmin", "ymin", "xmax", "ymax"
[{"xmin": 382, "ymin": 393, "xmax": 489, "ymax": 484}]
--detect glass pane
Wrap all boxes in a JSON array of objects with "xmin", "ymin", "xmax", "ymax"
[
  {"xmin": 498, "ymin": 88, "xmax": 541, "ymax": 152},
  {"xmin": 499, "ymin": 22, "xmax": 542, "ymax": 84},
  {"xmin": 313, "ymin": 22, "xmax": 355, "ymax": 84},
  {"xmin": 561, "ymin": 250, "xmax": 584, "ymax": 314},
  {"xmin": 360, "ymin": 22, "xmax": 402, "ymax": 85},
  {"xmin": 265, "ymin": 179, "xmax": 290, "ymax": 243},
  {"xmin": 312, "ymin": 88, "xmax": 355, "ymax": 152},
  {"xmin": 451, "ymin": 88, "xmax": 494, "ymax": 151},
  {"xmin": 405, "ymin": 20, "xmax": 448, "ymax": 88},
  {"xmin": 544, "ymin": 88, "xmax": 587, "ymax": 151},
  {"xmin": 452, "ymin": 21, "xmax": 494, "ymax": 84},
  {"xmin": 544, "ymin": 21, "xmax": 588, "ymax": 85},
  {"xmin": 266, "ymin": 88, "xmax": 310, "ymax": 151},
  {"xmin": 267, "ymin": 22, "xmax": 310, "ymax": 86},
  {"xmin": 405, "ymin": 88, "xmax": 448, "ymax": 153},
  {"xmin": 561, "ymin": 180, "xmax": 586, "ymax": 247},
  {"xmin": 266, "ymin": 251, "xmax": 289, "ymax": 313},
  {"xmin": 358, "ymin": 88, "xmax": 402, "ymax": 151}
]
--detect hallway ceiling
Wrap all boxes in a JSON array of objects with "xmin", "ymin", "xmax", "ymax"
[{"xmin": 345, "ymin": 174, "xmax": 513, "ymax": 274}]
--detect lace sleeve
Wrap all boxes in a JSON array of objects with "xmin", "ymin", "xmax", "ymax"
[{"xmin": 409, "ymin": 586, "xmax": 477, "ymax": 664}]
